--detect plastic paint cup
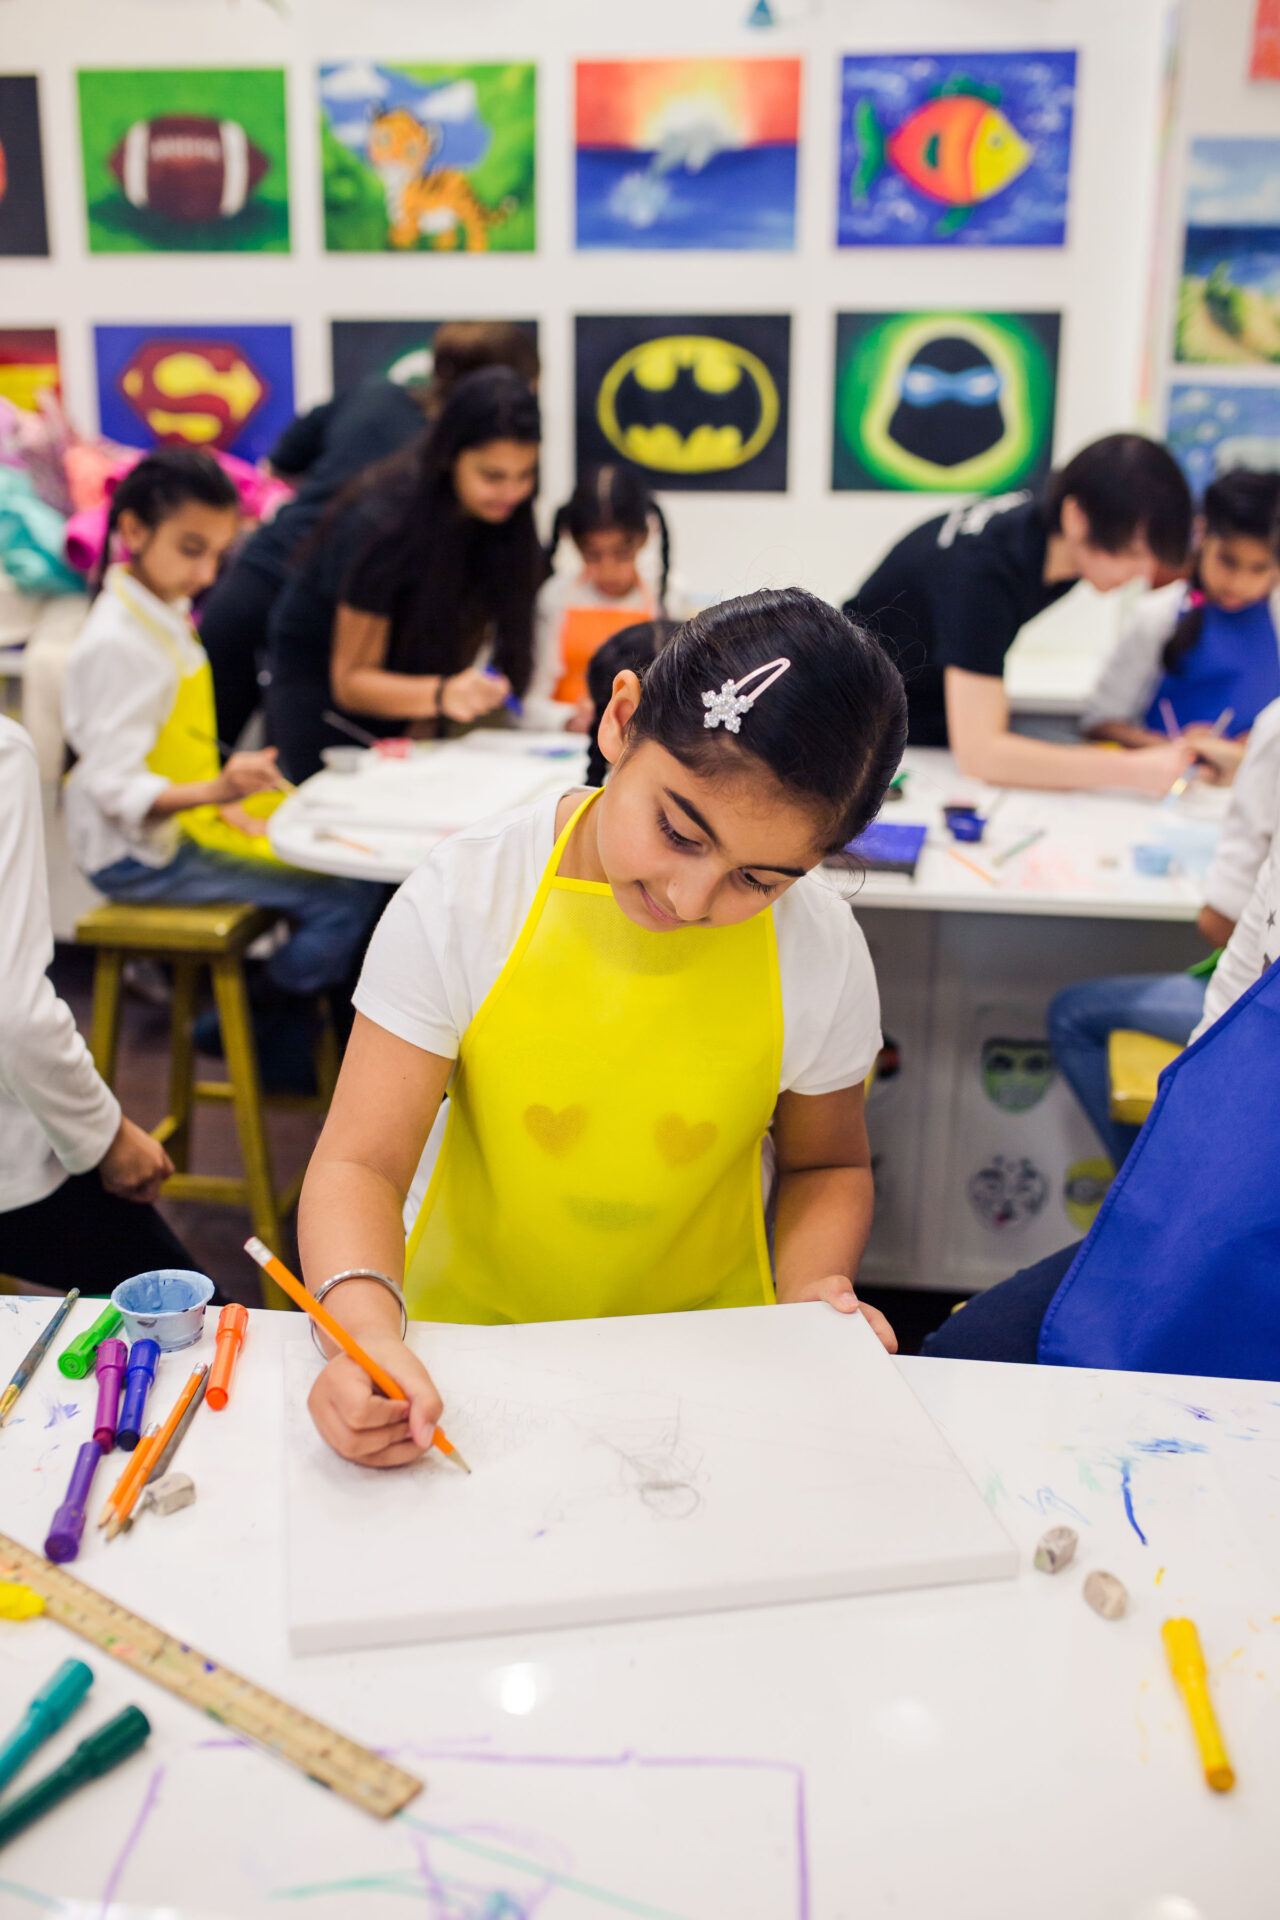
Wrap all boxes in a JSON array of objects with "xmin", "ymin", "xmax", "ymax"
[
  {"xmin": 319, "ymin": 746, "xmax": 365, "ymax": 774},
  {"xmin": 944, "ymin": 806, "xmax": 987, "ymax": 843},
  {"xmin": 111, "ymin": 1270, "xmax": 214, "ymax": 1352},
  {"xmin": 1133, "ymin": 843, "xmax": 1175, "ymax": 877}
]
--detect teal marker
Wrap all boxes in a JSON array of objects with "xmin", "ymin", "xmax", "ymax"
[
  {"xmin": 0, "ymin": 1659, "xmax": 94, "ymax": 1794},
  {"xmin": 0, "ymin": 1705, "xmax": 150, "ymax": 1849}
]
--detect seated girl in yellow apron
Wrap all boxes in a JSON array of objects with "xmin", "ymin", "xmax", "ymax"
[
  {"xmin": 62, "ymin": 449, "xmax": 382, "ymax": 1080},
  {"xmin": 300, "ymin": 587, "xmax": 908, "ymax": 1468}
]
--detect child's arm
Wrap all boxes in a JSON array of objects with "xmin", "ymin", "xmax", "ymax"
[
  {"xmin": 146, "ymin": 749, "xmax": 282, "ymax": 820},
  {"xmin": 770, "ymin": 1085, "xmax": 895, "ymax": 1352},
  {"xmin": 299, "ymin": 1013, "xmax": 452, "ymax": 1467}
]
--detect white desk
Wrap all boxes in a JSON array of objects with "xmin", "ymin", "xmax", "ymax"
[{"xmin": 0, "ymin": 1297, "xmax": 1276, "ymax": 1919}]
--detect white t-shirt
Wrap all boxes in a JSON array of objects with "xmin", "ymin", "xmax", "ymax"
[
  {"xmin": 354, "ymin": 791, "xmax": 883, "ymax": 1216},
  {"xmin": 1202, "ymin": 695, "xmax": 1280, "ymax": 923},
  {"xmin": 1193, "ymin": 836, "xmax": 1280, "ymax": 1042},
  {"xmin": 523, "ymin": 561, "xmax": 696, "ymax": 731}
]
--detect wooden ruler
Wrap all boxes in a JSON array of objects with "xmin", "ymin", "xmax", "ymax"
[{"xmin": 0, "ymin": 1533, "xmax": 422, "ymax": 1819}]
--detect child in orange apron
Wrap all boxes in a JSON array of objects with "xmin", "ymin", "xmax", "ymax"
[
  {"xmin": 522, "ymin": 467, "xmax": 693, "ymax": 731},
  {"xmin": 299, "ymin": 587, "xmax": 907, "ymax": 1467},
  {"xmin": 63, "ymin": 449, "xmax": 382, "ymax": 1089}
]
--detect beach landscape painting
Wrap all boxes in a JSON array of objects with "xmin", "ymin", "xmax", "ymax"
[{"xmin": 1176, "ymin": 139, "xmax": 1280, "ymax": 364}]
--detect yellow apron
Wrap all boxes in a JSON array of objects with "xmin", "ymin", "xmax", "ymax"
[
  {"xmin": 404, "ymin": 791, "xmax": 782, "ymax": 1323},
  {"xmin": 111, "ymin": 572, "xmax": 285, "ymax": 864}
]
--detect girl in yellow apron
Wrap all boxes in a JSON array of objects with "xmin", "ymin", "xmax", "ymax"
[
  {"xmin": 299, "ymin": 587, "xmax": 907, "ymax": 1468},
  {"xmin": 524, "ymin": 468, "xmax": 691, "ymax": 729},
  {"xmin": 63, "ymin": 449, "xmax": 382, "ymax": 1083}
]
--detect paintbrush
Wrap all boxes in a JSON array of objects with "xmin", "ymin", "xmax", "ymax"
[
  {"xmin": 0, "ymin": 1292, "xmax": 81, "ymax": 1427},
  {"xmin": 1165, "ymin": 707, "xmax": 1234, "ymax": 804},
  {"xmin": 191, "ymin": 729, "xmax": 296, "ymax": 795},
  {"xmin": 322, "ymin": 710, "xmax": 381, "ymax": 749}
]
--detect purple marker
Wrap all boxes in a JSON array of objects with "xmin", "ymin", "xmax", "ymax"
[
  {"xmin": 92, "ymin": 1339, "xmax": 127, "ymax": 1452},
  {"xmin": 45, "ymin": 1442, "xmax": 102, "ymax": 1563},
  {"xmin": 116, "ymin": 1339, "xmax": 159, "ymax": 1451}
]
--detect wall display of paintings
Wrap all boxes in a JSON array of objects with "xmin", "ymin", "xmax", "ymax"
[
  {"xmin": 1176, "ymin": 139, "xmax": 1280, "ymax": 365},
  {"xmin": 0, "ymin": 329, "xmax": 59, "ymax": 411},
  {"xmin": 330, "ymin": 318, "xmax": 539, "ymax": 394},
  {"xmin": 94, "ymin": 324, "xmax": 295, "ymax": 463},
  {"xmin": 574, "ymin": 57, "xmax": 800, "ymax": 250},
  {"xmin": 575, "ymin": 316, "xmax": 790, "ymax": 492},
  {"xmin": 831, "ymin": 310, "xmax": 1060, "ymax": 493},
  {"xmin": 318, "ymin": 61, "xmax": 535, "ymax": 253},
  {"xmin": 1166, "ymin": 383, "xmax": 1280, "ymax": 495},
  {"xmin": 836, "ymin": 51, "xmax": 1076, "ymax": 247},
  {"xmin": 0, "ymin": 76, "xmax": 50, "ymax": 256},
  {"xmin": 77, "ymin": 69, "xmax": 290, "ymax": 253}
]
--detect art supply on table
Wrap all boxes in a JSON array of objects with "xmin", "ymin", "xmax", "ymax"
[
  {"xmin": 106, "ymin": 1365, "xmax": 208, "ymax": 1537},
  {"xmin": 319, "ymin": 745, "xmax": 366, "ymax": 774},
  {"xmin": 111, "ymin": 1268, "xmax": 213, "ymax": 1350},
  {"xmin": 0, "ymin": 1584, "xmax": 44, "ymax": 1621},
  {"xmin": 1159, "ymin": 697, "xmax": 1180, "ymax": 740},
  {"xmin": 243, "ymin": 1237, "xmax": 470, "ymax": 1473},
  {"xmin": 0, "ymin": 1291, "xmax": 80, "ymax": 1427},
  {"xmin": 322, "ymin": 709, "xmax": 380, "ymax": 748},
  {"xmin": 45, "ymin": 1443, "xmax": 104, "ymax": 1563},
  {"xmin": 0, "ymin": 1704, "xmax": 151, "ymax": 1850},
  {"xmin": 143, "ymin": 1367, "xmax": 207, "ymax": 1485},
  {"xmin": 1165, "ymin": 706, "xmax": 1235, "ymax": 804},
  {"xmin": 315, "ymin": 826, "xmax": 379, "ymax": 859},
  {"xmin": 943, "ymin": 845, "xmax": 999, "ymax": 887},
  {"xmin": 116, "ymin": 1339, "xmax": 159, "ymax": 1451},
  {"xmin": 207, "ymin": 1304, "xmax": 248, "ymax": 1411},
  {"xmin": 843, "ymin": 820, "xmax": 927, "ymax": 877},
  {"xmin": 1082, "ymin": 1569, "xmax": 1128, "ymax": 1619},
  {"xmin": 1163, "ymin": 1617, "xmax": 1235, "ymax": 1792},
  {"xmin": 57, "ymin": 1303, "xmax": 120, "ymax": 1380},
  {"xmin": 943, "ymin": 803, "xmax": 986, "ymax": 843},
  {"xmin": 1133, "ymin": 843, "xmax": 1175, "ymax": 877},
  {"xmin": 91, "ymin": 1339, "xmax": 127, "ymax": 1452},
  {"xmin": 992, "ymin": 827, "xmax": 1047, "ymax": 870},
  {"xmin": 98, "ymin": 1422, "xmax": 160, "ymax": 1529},
  {"xmin": 136, "ymin": 1470, "xmax": 196, "ymax": 1517},
  {"xmin": 1032, "ymin": 1525, "xmax": 1077, "ymax": 1574},
  {"xmin": 0, "ymin": 1532, "xmax": 422, "ymax": 1818},
  {"xmin": 0, "ymin": 1658, "xmax": 93, "ymax": 1794}
]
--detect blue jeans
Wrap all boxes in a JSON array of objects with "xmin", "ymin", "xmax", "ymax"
[
  {"xmin": 1047, "ymin": 972, "xmax": 1207, "ymax": 1168},
  {"xmin": 92, "ymin": 841, "xmax": 383, "ymax": 996},
  {"xmin": 922, "ymin": 1244, "xmax": 1081, "ymax": 1363}
]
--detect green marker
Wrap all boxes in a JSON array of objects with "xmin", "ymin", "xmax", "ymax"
[
  {"xmin": 0, "ymin": 1705, "xmax": 150, "ymax": 1850},
  {"xmin": 57, "ymin": 1305, "xmax": 123, "ymax": 1380},
  {"xmin": 0, "ymin": 1659, "xmax": 93, "ymax": 1793}
]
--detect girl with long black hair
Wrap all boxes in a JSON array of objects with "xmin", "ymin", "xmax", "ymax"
[{"xmin": 266, "ymin": 367, "xmax": 543, "ymax": 782}]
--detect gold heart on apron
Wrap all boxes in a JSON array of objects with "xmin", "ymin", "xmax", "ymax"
[
  {"xmin": 524, "ymin": 1103, "xmax": 588, "ymax": 1157},
  {"xmin": 654, "ymin": 1114, "xmax": 718, "ymax": 1167}
]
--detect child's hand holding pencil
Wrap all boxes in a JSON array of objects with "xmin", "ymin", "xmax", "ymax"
[{"xmin": 309, "ymin": 1329, "xmax": 445, "ymax": 1470}]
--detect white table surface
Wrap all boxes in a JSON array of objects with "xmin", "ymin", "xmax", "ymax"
[
  {"xmin": 0, "ymin": 1295, "xmax": 1276, "ymax": 1919},
  {"xmin": 270, "ymin": 737, "xmax": 1225, "ymax": 925}
]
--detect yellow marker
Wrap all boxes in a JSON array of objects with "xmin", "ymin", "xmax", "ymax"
[
  {"xmin": 1162, "ymin": 1617, "xmax": 1235, "ymax": 1792},
  {"xmin": 0, "ymin": 1582, "xmax": 45, "ymax": 1621}
]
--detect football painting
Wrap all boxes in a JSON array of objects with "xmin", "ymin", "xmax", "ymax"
[
  {"xmin": 318, "ymin": 62, "xmax": 535, "ymax": 253},
  {"xmin": 0, "ymin": 76, "xmax": 50, "ymax": 256},
  {"xmin": 94, "ymin": 324, "xmax": 295, "ymax": 462},
  {"xmin": 77, "ymin": 69, "xmax": 290, "ymax": 252},
  {"xmin": 576, "ymin": 315, "xmax": 790, "ymax": 492}
]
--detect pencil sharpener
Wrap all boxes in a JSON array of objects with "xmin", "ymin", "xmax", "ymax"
[
  {"xmin": 111, "ymin": 1269, "xmax": 214, "ymax": 1350},
  {"xmin": 944, "ymin": 805, "xmax": 987, "ymax": 843}
]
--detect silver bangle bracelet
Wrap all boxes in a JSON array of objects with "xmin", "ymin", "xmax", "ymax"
[{"xmin": 309, "ymin": 1268, "xmax": 408, "ymax": 1359}]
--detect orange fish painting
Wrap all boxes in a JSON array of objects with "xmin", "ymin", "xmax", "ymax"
[{"xmin": 839, "ymin": 54, "xmax": 1075, "ymax": 248}]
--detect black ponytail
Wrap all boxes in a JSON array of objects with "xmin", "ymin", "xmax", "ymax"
[
  {"xmin": 626, "ymin": 588, "xmax": 906, "ymax": 853},
  {"xmin": 92, "ymin": 446, "xmax": 238, "ymax": 596},
  {"xmin": 1162, "ymin": 468, "xmax": 1280, "ymax": 673},
  {"xmin": 547, "ymin": 466, "xmax": 669, "ymax": 611}
]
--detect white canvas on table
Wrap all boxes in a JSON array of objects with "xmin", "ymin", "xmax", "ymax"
[{"xmin": 283, "ymin": 1303, "xmax": 1017, "ymax": 1655}]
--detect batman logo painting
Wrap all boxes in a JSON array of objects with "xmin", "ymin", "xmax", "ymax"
[{"xmin": 576, "ymin": 316, "xmax": 790, "ymax": 492}]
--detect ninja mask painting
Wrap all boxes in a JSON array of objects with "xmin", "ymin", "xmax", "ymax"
[
  {"xmin": 837, "ymin": 51, "xmax": 1076, "ymax": 248},
  {"xmin": 94, "ymin": 323, "xmax": 295, "ymax": 463},
  {"xmin": 576, "ymin": 315, "xmax": 790, "ymax": 492},
  {"xmin": 831, "ymin": 310, "xmax": 1060, "ymax": 493}
]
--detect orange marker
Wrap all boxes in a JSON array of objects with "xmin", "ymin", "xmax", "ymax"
[
  {"xmin": 243, "ymin": 1237, "xmax": 470, "ymax": 1472},
  {"xmin": 207, "ymin": 1304, "xmax": 248, "ymax": 1411}
]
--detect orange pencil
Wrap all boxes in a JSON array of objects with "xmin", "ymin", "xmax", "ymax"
[
  {"xmin": 244, "ymin": 1238, "xmax": 470, "ymax": 1472},
  {"xmin": 943, "ymin": 845, "xmax": 999, "ymax": 887},
  {"xmin": 97, "ymin": 1422, "xmax": 161, "ymax": 1527},
  {"xmin": 102, "ymin": 1365, "xmax": 207, "ymax": 1537}
]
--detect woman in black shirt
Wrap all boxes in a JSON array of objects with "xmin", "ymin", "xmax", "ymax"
[{"xmin": 266, "ymin": 368, "xmax": 543, "ymax": 782}]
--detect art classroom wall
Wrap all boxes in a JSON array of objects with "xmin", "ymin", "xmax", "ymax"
[
  {"xmin": 1149, "ymin": 0, "xmax": 1280, "ymax": 493},
  {"xmin": 2, "ymin": 0, "xmax": 1170, "ymax": 609}
]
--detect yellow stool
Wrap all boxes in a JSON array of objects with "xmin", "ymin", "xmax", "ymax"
[
  {"xmin": 1107, "ymin": 1029, "xmax": 1184, "ymax": 1127},
  {"xmin": 76, "ymin": 902, "xmax": 339, "ymax": 1310}
]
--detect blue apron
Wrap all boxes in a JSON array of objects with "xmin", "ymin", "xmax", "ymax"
[{"xmin": 1039, "ymin": 958, "xmax": 1280, "ymax": 1377}]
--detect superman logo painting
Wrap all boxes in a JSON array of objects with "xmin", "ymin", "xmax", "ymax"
[{"xmin": 94, "ymin": 323, "xmax": 295, "ymax": 463}]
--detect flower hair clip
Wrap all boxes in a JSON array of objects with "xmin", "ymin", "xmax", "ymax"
[{"xmin": 701, "ymin": 657, "xmax": 792, "ymax": 733}]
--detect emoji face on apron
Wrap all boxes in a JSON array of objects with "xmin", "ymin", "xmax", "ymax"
[
  {"xmin": 404, "ymin": 793, "xmax": 783, "ymax": 1323},
  {"xmin": 112, "ymin": 572, "xmax": 285, "ymax": 864}
]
